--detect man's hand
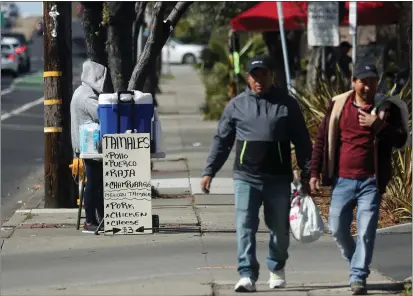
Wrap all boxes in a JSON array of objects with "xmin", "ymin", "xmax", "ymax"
[
  {"xmin": 358, "ymin": 110, "xmax": 377, "ymax": 127},
  {"xmin": 309, "ymin": 177, "xmax": 320, "ymax": 195},
  {"xmin": 201, "ymin": 176, "xmax": 212, "ymax": 194}
]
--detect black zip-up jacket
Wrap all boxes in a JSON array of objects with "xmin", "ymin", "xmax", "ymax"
[{"xmin": 203, "ymin": 86, "xmax": 313, "ymax": 184}]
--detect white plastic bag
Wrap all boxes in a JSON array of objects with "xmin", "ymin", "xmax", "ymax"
[{"xmin": 289, "ymin": 193, "xmax": 325, "ymax": 244}]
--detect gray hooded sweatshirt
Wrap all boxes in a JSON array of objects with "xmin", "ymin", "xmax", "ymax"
[{"xmin": 70, "ymin": 60, "xmax": 108, "ymax": 155}]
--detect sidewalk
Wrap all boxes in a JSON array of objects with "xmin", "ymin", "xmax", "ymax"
[{"xmin": 1, "ymin": 65, "xmax": 407, "ymax": 296}]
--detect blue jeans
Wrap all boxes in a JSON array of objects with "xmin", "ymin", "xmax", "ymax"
[
  {"xmin": 234, "ymin": 179, "xmax": 291, "ymax": 281},
  {"xmin": 329, "ymin": 177, "xmax": 381, "ymax": 284},
  {"xmin": 84, "ymin": 160, "xmax": 104, "ymax": 225}
]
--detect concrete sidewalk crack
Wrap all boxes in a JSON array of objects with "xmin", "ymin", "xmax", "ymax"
[
  {"xmin": 210, "ymin": 282, "xmax": 219, "ymax": 296},
  {"xmin": 191, "ymin": 198, "xmax": 202, "ymax": 230},
  {"xmin": 191, "ymin": 198, "xmax": 216, "ymax": 289}
]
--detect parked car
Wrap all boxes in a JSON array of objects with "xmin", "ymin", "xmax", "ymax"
[
  {"xmin": 1, "ymin": 42, "xmax": 19, "ymax": 77},
  {"xmin": 1, "ymin": 31, "xmax": 31, "ymax": 72},
  {"xmin": 1, "ymin": 36, "xmax": 28, "ymax": 73},
  {"xmin": 161, "ymin": 38, "xmax": 207, "ymax": 64}
]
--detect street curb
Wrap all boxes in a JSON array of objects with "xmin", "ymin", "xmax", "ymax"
[
  {"xmin": 16, "ymin": 208, "xmax": 79, "ymax": 214},
  {"xmin": 152, "ymin": 178, "xmax": 192, "ymax": 195},
  {"xmin": 152, "ymin": 155, "xmax": 187, "ymax": 162},
  {"xmin": 376, "ymin": 222, "xmax": 412, "ymax": 234},
  {"xmin": 2, "ymin": 212, "xmax": 29, "ymax": 227},
  {"xmin": 351, "ymin": 222, "xmax": 412, "ymax": 237}
]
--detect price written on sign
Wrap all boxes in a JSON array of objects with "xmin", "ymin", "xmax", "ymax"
[{"xmin": 102, "ymin": 133, "xmax": 152, "ymax": 235}]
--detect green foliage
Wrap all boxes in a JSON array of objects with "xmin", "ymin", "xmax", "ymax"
[
  {"xmin": 188, "ymin": 2, "xmax": 259, "ymax": 28},
  {"xmin": 101, "ymin": 3, "xmax": 110, "ymax": 26},
  {"xmin": 384, "ymin": 80, "xmax": 412, "ymax": 222},
  {"xmin": 174, "ymin": 18, "xmax": 210, "ymax": 44},
  {"xmin": 174, "ymin": 19, "xmax": 192, "ymax": 39},
  {"xmin": 199, "ymin": 62, "xmax": 231, "ymax": 120},
  {"xmin": 172, "ymin": 2, "xmax": 261, "ymax": 45},
  {"xmin": 197, "ymin": 34, "xmax": 268, "ymax": 120}
]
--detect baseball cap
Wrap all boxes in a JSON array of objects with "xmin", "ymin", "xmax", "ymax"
[
  {"xmin": 247, "ymin": 55, "xmax": 275, "ymax": 73},
  {"xmin": 353, "ymin": 62, "xmax": 379, "ymax": 79}
]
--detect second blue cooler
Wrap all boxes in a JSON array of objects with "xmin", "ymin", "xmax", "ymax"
[{"xmin": 98, "ymin": 91, "xmax": 154, "ymax": 137}]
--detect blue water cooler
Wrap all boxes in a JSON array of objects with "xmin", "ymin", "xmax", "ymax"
[{"xmin": 98, "ymin": 91, "xmax": 154, "ymax": 137}]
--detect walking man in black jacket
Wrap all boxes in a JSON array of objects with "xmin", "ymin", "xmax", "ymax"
[{"xmin": 201, "ymin": 56, "xmax": 313, "ymax": 292}]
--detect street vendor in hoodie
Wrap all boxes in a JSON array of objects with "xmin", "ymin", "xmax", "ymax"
[
  {"xmin": 201, "ymin": 55, "xmax": 313, "ymax": 293},
  {"xmin": 71, "ymin": 60, "xmax": 111, "ymax": 234}
]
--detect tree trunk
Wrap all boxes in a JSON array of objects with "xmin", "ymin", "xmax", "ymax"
[
  {"xmin": 128, "ymin": 1, "xmax": 193, "ymax": 91},
  {"xmin": 43, "ymin": 2, "xmax": 74, "ymax": 208},
  {"xmin": 79, "ymin": 2, "xmax": 106, "ymax": 64},
  {"xmin": 106, "ymin": 2, "xmax": 136, "ymax": 92},
  {"xmin": 132, "ymin": 2, "xmax": 148, "ymax": 66},
  {"xmin": 79, "ymin": 1, "xmax": 113, "ymax": 92}
]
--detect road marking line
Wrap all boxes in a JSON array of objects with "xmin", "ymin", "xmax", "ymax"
[
  {"xmin": 1, "ymin": 97, "xmax": 44, "ymax": 121},
  {"xmin": 0, "ymin": 86, "xmax": 14, "ymax": 96},
  {"xmin": 1, "ymin": 123, "xmax": 43, "ymax": 132}
]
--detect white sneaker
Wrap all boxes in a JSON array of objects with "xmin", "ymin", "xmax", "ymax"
[
  {"xmin": 268, "ymin": 269, "xmax": 286, "ymax": 288},
  {"xmin": 234, "ymin": 277, "xmax": 257, "ymax": 292}
]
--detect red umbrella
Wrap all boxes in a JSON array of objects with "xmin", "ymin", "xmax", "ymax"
[
  {"xmin": 231, "ymin": 1, "xmax": 400, "ymax": 32},
  {"xmin": 230, "ymin": 2, "xmax": 308, "ymax": 32},
  {"xmin": 341, "ymin": 1, "xmax": 400, "ymax": 26}
]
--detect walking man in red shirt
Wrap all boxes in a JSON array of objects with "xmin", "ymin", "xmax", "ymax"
[{"xmin": 309, "ymin": 62, "xmax": 409, "ymax": 295}]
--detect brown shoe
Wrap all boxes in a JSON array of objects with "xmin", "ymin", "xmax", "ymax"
[{"xmin": 351, "ymin": 281, "xmax": 367, "ymax": 295}]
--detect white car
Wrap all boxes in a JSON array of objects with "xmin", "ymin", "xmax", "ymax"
[
  {"xmin": 161, "ymin": 38, "xmax": 207, "ymax": 64},
  {"xmin": 1, "ymin": 42, "xmax": 19, "ymax": 77},
  {"xmin": 1, "ymin": 36, "xmax": 28, "ymax": 73}
]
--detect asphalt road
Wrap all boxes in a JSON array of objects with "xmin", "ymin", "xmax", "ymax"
[
  {"xmin": 1, "ymin": 32, "xmax": 85, "ymax": 223},
  {"xmin": 0, "ymin": 233, "xmax": 371, "ymax": 293},
  {"xmin": 1, "ymin": 76, "xmax": 14, "ymax": 91}
]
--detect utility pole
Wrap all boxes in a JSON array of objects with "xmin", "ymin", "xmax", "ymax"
[{"xmin": 43, "ymin": 2, "xmax": 74, "ymax": 208}]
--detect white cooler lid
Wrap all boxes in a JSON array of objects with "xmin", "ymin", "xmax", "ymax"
[{"xmin": 98, "ymin": 91, "xmax": 153, "ymax": 105}]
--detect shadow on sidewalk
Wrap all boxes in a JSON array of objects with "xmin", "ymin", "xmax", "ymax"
[
  {"xmin": 156, "ymin": 228, "xmax": 272, "ymax": 234},
  {"xmin": 217, "ymin": 282, "xmax": 405, "ymax": 294},
  {"xmin": 276, "ymin": 282, "xmax": 404, "ymax": 294}
]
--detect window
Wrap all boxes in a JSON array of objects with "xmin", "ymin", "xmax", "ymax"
[
  {"xmin": 1, "ymin": 33, "xmax": 27, "ymax": 45},
  {"xmin": 1, "ymin": 44, "xmax": 12, "ymax": 51}
]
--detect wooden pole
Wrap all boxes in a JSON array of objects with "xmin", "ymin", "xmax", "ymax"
[{"xmin": 43, "ymin": 2, "xmax": 74, "ymax": 208}]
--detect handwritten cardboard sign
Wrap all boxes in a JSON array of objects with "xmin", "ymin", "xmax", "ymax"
[{"xmin": 102, "ymin": 133, "xmax": 152, "ymax": 235}]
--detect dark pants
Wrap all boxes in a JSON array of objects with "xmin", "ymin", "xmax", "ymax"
[{"xmin": 84, "ymin": 160, "xmax": 104, "ymax": 225}]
